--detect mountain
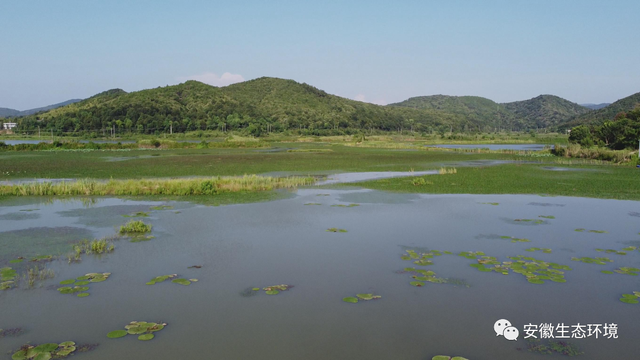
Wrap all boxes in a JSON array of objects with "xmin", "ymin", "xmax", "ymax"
[
  {"xmin": 580, "ymin": 103, "xmax": 610, "ymax": 110},
  {"xmin": 0, "ymin": 108, "xmax": 21, "ymax": 118},
  {"xmin": 16, "ymin": 77, "xmax": 527, "ymax": 135},
  {"xmin": 501, "ymin": 95, "xmax": 592, "ymax": 129},
  {"xmin": 562, "ymin": 92, "xmax": 640, "ymax": 128},
  {"xmin": 0, "ymin": 99, "xmax": 83, "ymax": 118},
  {"xmin": 388, "ymin": 95, "xmax": 521, "ymax": 131}
]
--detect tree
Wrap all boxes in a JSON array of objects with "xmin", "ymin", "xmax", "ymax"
[{"xmin": 568, "ymin": 125, "xmax": 593, "ymax": 147}]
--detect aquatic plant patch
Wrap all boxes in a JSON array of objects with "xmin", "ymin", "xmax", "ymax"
[
  {"xmin": 431, "ymin": 356, "xmax": 469, "ymax": 360},
  {"xmin": 0, "ymin": 328, "xmax": 24, "ymax": 338},
  {"xmin": 613, "ymin": 267, "xmax": 640, "ymax": 276},
  {"xmin": 571, "ymin": 257, "xmax": 613, "ymax": 265},
  {"xmin": 595, "ymin": 246, "xmax": 637, "ymax": 255},
  {"xmin": 467, "ymin": 255, "xmax": 571, "ymax": 284},
  {"xmin": 619, "ymin": 291, "xmax": 640, "ymax": 304},
  {"xmin": 401, "ymin": 267, "xmax": 449, "ymax": 286},
  {"xmin": 499, "ymin": 235, "xmax": 531, "ymax": 243},
  {"xmin": 150, "ymin": 205, "xmax": 173, "ymax": 210},
  {"xmin": 71, "ymin": 238, "xmax": 115, "ymax": 261},
  {"xmin": 326, "ymin": 228, "xmax": 348, "ymax": 233},
  {"xmin": 513, "ymin": 219, "xmax": 545, "ymax": 224},
  {"xmin": 331, "ymin": 203, "xmax": 360, "ymax": 207},
  {"xmin": 145, "ymin": 274, "xmax": 195, "ymax": 286},
  {"xmin": 248, "ymin": 284, "xmax": 293, "ymax": 295},
  {"xmin": 122, "ymin": 211, "xmax": 149, "ymax": 217},
  {"xmin": 107, "ymin": 321, "xmax": 167, "ymax": 341},
  {"xmin": 525, "ymin": 338, "xmax": 584, "ymax": 356},
  {"xmin": 538, "ymin": 215, "xmax": 555, "ymax": 219},
  {"xmin": 118, "ymin": 220, "xmax": 152, "ymax": 235},
  {"xmin": 9, "ymin": 257, "xmax": 24, "ymax": 264},
  {"xmin": 525, "ymin": 248, "xmax": 552, "ymax": 254},
  {"xmin": 575, "ymin": 228, "xmax": 607, "ymax": 233},
  {"xmin": 342, "ymin": 293, "xmax": 382, "ymax": 303},
  {"xmin": 12, "ymin": 341, "xmax": 78, "ymax": 359},
  {"xmin": 480, "ymin": 202, "xmax": 499, "ymax": 205},
  {"xmin": 57, "ymin": 273, "xmax": 111, "ymax": 297},
  {"xmin": 1, "ymin": 267, "xmax": 17, "ymax": 290},
  {"xmin": 304, "ymin": 203, "xmax": 321, "ymax": 205}
]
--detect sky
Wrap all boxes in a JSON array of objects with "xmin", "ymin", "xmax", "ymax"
[{"xmin": 1, "ymin": 0, "xmax": 639, "ymax": 110}]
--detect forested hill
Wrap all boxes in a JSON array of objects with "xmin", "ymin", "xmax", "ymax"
[
  {"xmin": 388, "ymin": 95, "xmax": 522, "ymax": 131},
  {"xmin": 501, "ymin": 95, "xmax": 591, "ymax": 129},
  {"xmin": 15, "ymin": 77, "xmax": 533, "ymax": 135},
  {"xmin": 561, "ymin": 92, "xmax": 640, "ymax": 129}
]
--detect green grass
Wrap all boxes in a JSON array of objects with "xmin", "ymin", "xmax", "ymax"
[
  {"xmin": 0, "ymin": 175, "xmax": 313, "ymax": 196},
  {"xmin": 0, "ymin": 144, "xmax": 522, "ymax": 179},
  {"xmin": 352, "ymin": 164, "xmax": 640, "ymax": 200}
]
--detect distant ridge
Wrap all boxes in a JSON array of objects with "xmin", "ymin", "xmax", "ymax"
[
  {"xmin": 501, "ymin": 95, "xmax": 591, "ymax": 129},
  {"xmin": 0, "ymin": 99, "xmax": 83, "ymax": 118},
  {"xmin": 580, "ymin": 103, "xmax": 610, "ymax": 110},
  {"xmin": 562, "ymin": 92, "xmax": 640, "ymax": 129}
]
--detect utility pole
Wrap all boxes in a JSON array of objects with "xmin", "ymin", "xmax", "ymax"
[{"xmin": 170, "ymin": 124, "xmax": 172, "ymax": 135}]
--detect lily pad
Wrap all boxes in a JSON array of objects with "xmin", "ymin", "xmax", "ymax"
[
  {"xmin": 410, "ymin": 281, "xmax": 425, "ymax": 287},
  {"xmin": 107, "ymin": 330, "xmax": 128, "ymax": 339},
  {"xmin": 343, "ymin": 297, "xmax": 359, "ymax": 303},
  {"xmin": 59, "ymin": 279, "xmax": 75, "ymax": 285},
  {"xmin": 265, "ymin": 290, "xmax": 280, "ymax": 295},
  {"xmin": 138, "ymin": 334, "xmax": 154, "ymax": 341},
  {"xmin": 76, "ymin": 292, "xmax": 89, "ymax": 298},
  {"xmin": 171, "ymin": 279, "xmax": 192, "ymax": 286}
]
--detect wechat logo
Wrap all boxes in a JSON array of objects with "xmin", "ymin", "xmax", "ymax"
[{"xmin": 494, "ymin": 319, "xmax": 519, "ymax": 341}]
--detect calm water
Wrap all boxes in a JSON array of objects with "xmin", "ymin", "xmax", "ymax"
[
  {"xmin": 1, "ymin": 191, "xmax": 639, "ymax": 359},
  {"xmin": 428, "ymin": 144, "xmax": 549, "ymax": 151}
]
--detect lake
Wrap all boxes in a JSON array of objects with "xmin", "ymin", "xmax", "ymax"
[
  {"xmin": 1, "ymin": 190, "xmax": 638, "ymax": 359},
  {"xmin": 428, "ymin": 144, "xmax": 550, "ymax": 151}
]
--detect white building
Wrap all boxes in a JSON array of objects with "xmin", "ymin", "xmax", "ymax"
[{"xmin": 2, "ymin": 122, "xmax": 17, "ymax": 130}]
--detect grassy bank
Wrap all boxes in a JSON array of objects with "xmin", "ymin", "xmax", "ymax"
[
  {"xmin": 352, "ymin": 164, "xmax": 640, "ymax": 200},
  {"xmin": 0, "ymin": 175, "xmax": 313, "ymax": 197}
]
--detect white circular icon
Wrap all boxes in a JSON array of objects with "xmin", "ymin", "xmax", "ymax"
[
  {"xmin": 503, "ymin": 326, "xmax": 519, "ymax": 341},
  {"xmin": 494, "ymin": 319, "xmax": 512, "ymax": 336}
]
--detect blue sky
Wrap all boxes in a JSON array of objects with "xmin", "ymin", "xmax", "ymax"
[{"xmin": 1, "ymin": 0, "xmax": 639, "ymax": 109}]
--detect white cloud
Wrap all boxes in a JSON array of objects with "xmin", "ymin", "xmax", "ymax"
[
  {"xmin": 353, "ymin": 93, "xmax": 387, "ymax": 106},
  {"xmin": 177, "ymin": 72, "xmax": 245, "ymax": 87}
]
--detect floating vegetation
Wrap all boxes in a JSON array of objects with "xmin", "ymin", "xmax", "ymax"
[
  {"xmin": 538, "ymin": 215, "xmax": 555, "ymax": 219},
  {"xmin": 467, "ymin": 255, "xmax": 571, "ymax": 284},
  {"xmin": 613, "ymin": 267, "xmax": 640, "ymax": 276},
  {"xmin": 150, "ymin": 205, "xmax": 173, "ymax": 210},
  {"xmin": 326, "ymin": 228, "xmax": 348, "ymax": 233},
  {"xmin": 401, "ymin": 267, "xmax": 451, "ymax": 286},
  {"xmin": 146, "ymin": 274, "xmax": 194, "ymax": 286},
  {"xmin": 304, "ymin": 203, "xmax": 321, "ymax": 205},
  {"xmin": 129, "ymin": 235, "xmax": 155, "ymax": 243},
  {"xmin": 57, "ymin": 273, "xmax": 110, "ymax": 297},
  {"xmin": 431, "ymin": 356, "xmax": 469, "ymax": 360},
  {"xmin": 514, "ymin": 219, "xmax": 545, "ymax": 224},
  {"xmin": 525, "ymin": 248, "xmax": 552, "ymax": 254},
  {"xmin": 29, "ymin": 255, "xmax": 54, "ymax": 263},
  {"xmin": 458, "ymin": 251, "xmax": 485, "ymax": 259},
  {"xmin": 619, "ymin": 291, "xmax": 640, "ymax": 304},
  {"xmin": 107, "ymin": 321, "xmax": 167, "ymax": 341},
  {"xmin": 1, "ymin": 267, "xmax": 17, "ymax": 290},
  {"xmin": 481, "ymin": 202, "xmax": 499, "ymax": 205},
  {"xmin": 601, "ymin": 270, "xmax": 614, "ymax": 274},
  {"xmin": 316, "ymin": 194, "xmax": 330, "ymax": 196},
  {"xmin": 342, "ymin": 293, "xmax": 381, "ymax": 303},
  {"xmin": 401, "ymin": 249, "xmax": 447, "ymax": 266},
  {"xmin": 571, "ymin": 257, "xmax": 613, "ymax": 265},
  {"xmin": 122, "ymin": 211, "xmax": 149, "ymax": 218},
  {"xmin": 188, "ymin": 265, "xmax": 202, "ymax": 269},
  {"xmin": 525, "ymin": 338, "xmax": 584, "ymax": 356},
  {"xmin": 11, "ymin": 341, "xmax": 79, "ymax": 359},
  {"xmin": 575, "ymin": 228, "xmax": 607, "ymax": 233},
  {"xmin": 0, "ymin": 328, "xmax": 24, "ymax": 338},
  {"xmin": 499, "ymin": 235, "xmax": 531, "ymax": 243},
  {"xmin": 247, "ymin": 284, "xmax": 293, "ymax": 296},
  {"xmin": 595, "ymin": 248, "xmax": 632, "ymax": 255},
  {"xmin": 331, "ymin": 203, "xmax": 360, "ymax": 207},
  {"xmin": 19, "ymin": 209, "xmax": 39, "ymax": 212},
  {"xmin": 119, "ymin": 220, "xmax": 152, "ymax": 235},
  {"xmin": 9, "ymin": 257, "xmax": 24, "ymax": 264}
]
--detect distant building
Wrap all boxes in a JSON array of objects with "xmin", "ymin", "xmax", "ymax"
[{"xmin": 2, "ymin": 122, "xmax": 17, "ymax": 130}]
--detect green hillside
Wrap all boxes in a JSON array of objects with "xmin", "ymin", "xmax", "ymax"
[
  {"xmin": 0, "ymin": 108, "xmax": 21, "ymax": 118},
  {"xmin": 15, "ymin": 77, "xmax": 510, "ymax": 136},
  {"xmin": 388, "ymin": 95, "xmax": 521, "ymax": 131},
  {"xmin": 561, "ymin": 92, "xmax": 640, "ymax": 129},
  {"xmin": 502, "ymin": 95, "xmax": 591, "ymax": 129}
]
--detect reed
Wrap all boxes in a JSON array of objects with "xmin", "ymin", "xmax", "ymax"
[
  {"xmin": 0, "ymin": 175, "xmax": 314, "ymax": 197},
  {"xmin": 438, "ymin": 167, "xmax": 457, "ymax": 175}
]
